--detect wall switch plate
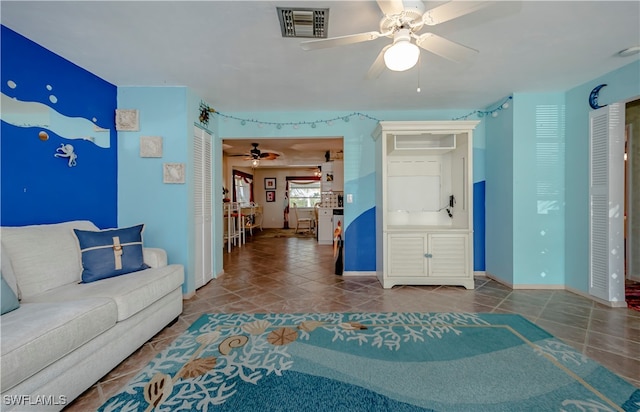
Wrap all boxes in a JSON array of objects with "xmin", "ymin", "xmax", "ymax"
[{"xmin": 346, "ymin": 194, "xmax": 353, "ymax": 203}]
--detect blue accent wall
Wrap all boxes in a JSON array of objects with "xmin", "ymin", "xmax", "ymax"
[
  {"xmin": 0, "ymin": 25, "xmax": 117, "ymax": 228},
  {"xmin": 345, "ymin": 207, "xmax": 376, "ymax": 272},
  {"xmin": 473, "ymin": 181, "xmax": 486, "ymax": 271}
]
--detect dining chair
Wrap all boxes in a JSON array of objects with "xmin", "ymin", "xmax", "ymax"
[{"xmin": 293, "ymin": 204, "xmax": 313, "ymax": 234}]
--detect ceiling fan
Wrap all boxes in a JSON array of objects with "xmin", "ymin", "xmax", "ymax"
[
  {"xmin": 229, "ymin": 143, "xmax": 281, "ymax": 167},
  {"xmin": 300, "ymin": 0, "xmax": 491, "ymax": 79}
]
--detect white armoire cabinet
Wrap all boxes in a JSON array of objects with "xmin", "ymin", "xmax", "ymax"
[{"xmin": 372, "ymin": 120, "xmax": 479, "ymax": 289}]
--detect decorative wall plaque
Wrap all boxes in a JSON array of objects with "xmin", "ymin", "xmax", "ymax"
[
  {"xmin": 115, "ymin": 109, "xmax": 139, "ymax": 131},
  {"xmin": 163, "ymin": 163, "xmax": 185, "ymax": 184},
  {"xmin": 140, "ymin": 136, "xmax": 163, "ymax": 158}
]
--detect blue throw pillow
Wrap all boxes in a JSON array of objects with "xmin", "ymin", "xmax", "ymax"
[
  {"xmin": 1, "ymin": 274, "xmax": 20, "ymax": 315},
  {"xmin": 74, "ymin": 224, "xmax": 149, "ymax": 283}
]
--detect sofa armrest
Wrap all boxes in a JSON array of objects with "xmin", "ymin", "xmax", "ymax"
[{"xmin": 143, "ymin": 248, "xmax": 168, "ymax": 268}]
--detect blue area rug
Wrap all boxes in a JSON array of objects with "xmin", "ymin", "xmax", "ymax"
[{"xmin": 99, "ymin": 312, "xmax": 639, "ymax": 411}]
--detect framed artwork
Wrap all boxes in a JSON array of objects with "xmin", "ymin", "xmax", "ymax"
[
  {"xmin": 266, "ymin": 190, "xmax": 276, "ymax": 202},
  {"xmin": 140, "ymin": 136, "xmax": 163, "ymax": 157},
  {"xmin": 163, "ymin": 163, "xmax": 185, "ymax": 184},
  {"xmin": 115, "ymin": 109, "xmax": 139, "ymax": 131},
  {"xmin": 265, "ymin": 177, "xmax": 276, "ymax": 189}
]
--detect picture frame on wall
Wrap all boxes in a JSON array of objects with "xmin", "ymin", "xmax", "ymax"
[
  {"xmin": 266, "ymin": 190, "xmax": 276, "ymax": 202},
  {"xmin": 265, "ymin": 177, "xmax": 276, "ymax": 190}
]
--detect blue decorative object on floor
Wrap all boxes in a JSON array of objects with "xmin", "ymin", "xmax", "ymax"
[{"xmin": 98, "ymin": 312, "xmax": 639, "ymax": 411}]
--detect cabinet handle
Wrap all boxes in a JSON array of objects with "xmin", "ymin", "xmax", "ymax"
[{"xmin": 424, "ymin": 253, "xmax": 433, "ymax": 258}]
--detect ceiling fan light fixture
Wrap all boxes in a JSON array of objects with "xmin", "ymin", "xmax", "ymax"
[
  {"xmin": 251, "ymin": 158, "xmax": 260, "ymax": 168},
  {"xmin": 384, "ymin": 29, "xmax": 420, "ymax": 72}
]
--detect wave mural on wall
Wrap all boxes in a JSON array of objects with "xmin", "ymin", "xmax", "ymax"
[
  {"xmin": 1, "ymin": 90, "xmax": 111, "ymax": 148},
  {"xmin": 1, "ymin": 25, "xmax": 118, "ymax": 228}
]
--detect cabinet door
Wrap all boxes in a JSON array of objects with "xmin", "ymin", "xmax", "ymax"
[
  {"xmin": 428, "ymin": 234, "xmax": 468, "ymax": 278},
  {"xmin": 318, "ymin": 209, "xmax": 333, "ymax": 244},
  {"xmin": 388, "ymin": 234, "xmax": 427, "ymax": 277}
]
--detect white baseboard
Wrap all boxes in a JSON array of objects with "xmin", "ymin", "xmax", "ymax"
[
  {"xmin": 484, "ymin": 272, "xmax": 513, "ymax": 288},
  {"xmin": 343, "ymin": 271, "xmax": 377, "ymax": 277},
  {"xmin": 485, "ymin": 272, "xmax": 563, "ymax": 289},
  {"xmin": 565, "ymin": 286, "xmax": 628, "ymax": 308},
  {"xmin": 485, "ymin": 272, "xmax": 629, "ymax": 308}
]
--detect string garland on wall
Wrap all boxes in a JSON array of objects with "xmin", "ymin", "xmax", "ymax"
[
  {"xmin": 451, "ymin": 96, "xmax": 513, "ymax": 120},
  {"xmin": 198, "ymin": 96, "xmax": 512, "ymax": 129}
]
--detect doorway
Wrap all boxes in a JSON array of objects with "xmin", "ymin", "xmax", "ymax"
[
  {"xmin": 220, "ymin": 137, "xmax": 344, "ymax": 259},
  {"xmin": 625, "ymin": 99, "xmax": 640, "ymax": 284}
]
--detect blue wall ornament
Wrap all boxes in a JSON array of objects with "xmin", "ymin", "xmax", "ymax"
[{"xmin": 589, "ymin": 84, "xmax": 607, "ymax": 109}]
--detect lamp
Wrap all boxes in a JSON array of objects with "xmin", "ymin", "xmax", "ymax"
[
  {"xmin": 384, "ymin": 29, "xmax": 420, "ymax": 72},
  {"xmin": 251, "ymin": 158, "xmax": 260, "ymax": 168}
]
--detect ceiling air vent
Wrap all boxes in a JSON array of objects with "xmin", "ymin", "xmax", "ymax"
[{"xmin": 277, "ymin": 7, "xmax": 329, "ymax": 38}]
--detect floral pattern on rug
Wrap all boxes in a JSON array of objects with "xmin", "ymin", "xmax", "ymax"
[{"xmin": 99, "ymin": 312, "xmax": 639, "ymax": 412}]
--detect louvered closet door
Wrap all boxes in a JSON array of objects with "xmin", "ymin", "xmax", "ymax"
[
  {"xmin": 194, "ymin": 126, "xmax": 213, "ymax": 289},
  {"xmin": 589, "ymin": 104, "xmax": 625, "ymax": 302}
]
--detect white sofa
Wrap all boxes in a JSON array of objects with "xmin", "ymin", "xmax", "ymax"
[{"xmin": 0, "ymin": 220, "xmax": 184, "ymax": 411}]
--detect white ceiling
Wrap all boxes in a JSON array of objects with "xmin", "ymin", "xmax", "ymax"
[{"xmin": 2, "ymin": 0, "xmax": 639, "ymax": 115}]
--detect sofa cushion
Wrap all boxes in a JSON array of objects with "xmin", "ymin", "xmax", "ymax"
[
  {"xmin": 0, "ymin": 298, "xmax": 117, "ymax": 392},
  {"xmin": 1, "ymin": 275, "xmax": 20, "ymax": 315},
  {"xmin": 73, "ymin": 224, "xmax": 149, "ymax": 283},
  {"xmin": 0, "ymin": 221, "xmax": 98, "ymax": 299},
  {"xmin": 23, "ymin": 264, "xmax": 184, "ymax": 322}
]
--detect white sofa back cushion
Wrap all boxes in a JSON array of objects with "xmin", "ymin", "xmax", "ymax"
[{"xmin": 1, "ymin": 220, "xmax": 98, "ymax": 298}]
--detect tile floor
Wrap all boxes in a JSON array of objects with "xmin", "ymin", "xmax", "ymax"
[{"xmin": 67, "ymin": 230, "xmax": 640, "ymax": 410}]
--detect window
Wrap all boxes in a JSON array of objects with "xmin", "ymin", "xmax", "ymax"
[
  {"xmin": 233, "ymin": 170, "xmax": 253, "ymax": 205},
  {"xmin": 289, "ymin": 180, "xmax": 321, "ymax": 208}
]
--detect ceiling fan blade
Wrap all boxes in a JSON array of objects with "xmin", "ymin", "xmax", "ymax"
[
  {"xmin": 376, "ymin": 0, "xmax": 405, "ymax": 16},
  {"xmin": 301, "ymin": 31, "xmax": 382, "ymax": 50},
  {"xmin": 415, "ymin": 33, "xmax": 478, "ymax": 63},
  {"xmin": 422, "ymin": 1, "xmax": 494, "ymax": 25},
  {"xmin": 365, "ymin": 45, "xmax": 392, "ymax": 80},
  {"xmin": 261, "ymin": 153, "xmax": 280, "ymax": 160}
]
